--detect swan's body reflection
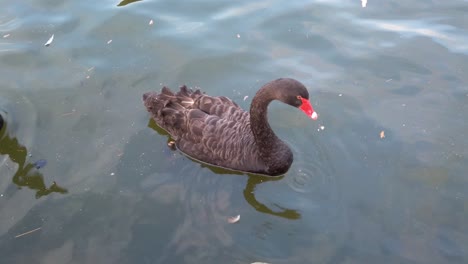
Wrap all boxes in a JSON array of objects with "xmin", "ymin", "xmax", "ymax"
[{"xmin": 149, "ymin": 119, "xmax": 301, "ymax": 219}]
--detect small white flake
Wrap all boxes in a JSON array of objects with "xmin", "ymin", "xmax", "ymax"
[
  {"xmin": 385, "ymin": 78, "xmax": 393, "ymax": 82},
  {"xmin": 320, "ymin": 125, "xmax": 325, "ymax": 130},
  {"xmin": 236, "ymin": 34, "xmax": 240, "ymax": 38},
  {"xmin": 3, "ymin": 34, "xmax": 10, "ymax": 38},
  {"xmin": 107, "ymin": 39, "xmax": 112, "ymax": 44},
  {"xmin": 44, "ymin": 34, "xmax": 54, "ymax": 46},
  {"xmin": 361, "ymin": 0, "xmax": 367, "ymax": 7},
  {"xmin": 338, "ymin": 93, "xmax": 342, "ymax": 97},
  {"xmin": 110, "ymin": 172, "xmax": 115, "ymax": 176},
  {"xmin": 149, "ymin": 19, "xmax": 154, "ymax": 25},
  {"xmin": 227, "ymin": 215, "xmax": 240, "ymax": 223},
  {"xmin": 243, "ymin": 95, "xmax": 249, "ymax": 101}
]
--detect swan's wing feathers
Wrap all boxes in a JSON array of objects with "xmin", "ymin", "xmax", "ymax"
[
  {"xmin": 144, "ymin": 86, "xmax": 203, "ymax": 127},
  {"xmin": 185, "ymin": 109, "xmax": 207, "ymax": 138},
  {"xmin": 176, "ymin": 114, "xmax": 264, "ymax": 172},
  {"xmin": 144, "ymin": 85, "xmax": 265, "ymax": 172},
  {"xmin": 161, "ymin": 86, "xmax": 174, "ymax": 96},
  {"xmin": 194, "ymin": 95, "xmax": 242, "ymax": 118}
]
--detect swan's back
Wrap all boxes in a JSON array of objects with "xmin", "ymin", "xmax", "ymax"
[{"xmin": 143, "ymin": 86, "xmax": 266, "ymax": 173}]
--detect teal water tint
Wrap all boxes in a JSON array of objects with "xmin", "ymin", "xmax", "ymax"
[{"xmin": 1, "ymin": 0, "xmax": 468, "ymax": 263}]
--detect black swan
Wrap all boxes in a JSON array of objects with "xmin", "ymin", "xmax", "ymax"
[{"xmin": 143, "ymin": 78, "xmax": 318, "ymax": 176}]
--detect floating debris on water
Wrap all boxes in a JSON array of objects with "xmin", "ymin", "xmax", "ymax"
[
  {"xmin": 361, "ymin": 0, "xmax": 367, "ymax": 8},
  {"xmin": 236, "ymin": 34, "xmax": 240, "ymax": 38},
  {"xmin": 3, "ymin": 34, "xmax": 10, "ymax": 38},
  {"xmin": 33, "ymin": 159, "xmax": 47, "ymax": 169},
  {"xmin": 149, "ymin": 19, "xmax": 154, "ymax": 25},
  {"xmin": 338, "ymin": 93, "xmax": 342, "ymax": 97},
  {"xmin": 243, "ymin": 95, "xmax": 249, "ymax": 101},
  {"xmin": 107, "ymin": 39, "xmax": 113, "ymax": 44},
  {"xmin": 61, "ymin": 109, "xmax": 76, "ymax": 117},
  {"xmin": 380, "ymin": 130, "xmax": 385, "ymax": 139},
  {"xmin": 385, "ymin": 78, "xmax": 393, "ymax": 82},
  {"xmin": 44, "ymin": 34, "xmax": 54, "ymax": 47},
  {"xmin": 167, "ymin": 140, "xmax": 176, "ymax": 150},
  {"xmin": 227, "ymin": 215, "xmax": 240, "ymax": 223},
  {"xmin": 15, "ymin": 227, "xmax": 42, "ymax": 238}
]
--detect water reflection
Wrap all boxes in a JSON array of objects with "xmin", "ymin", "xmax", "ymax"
[
  {"xmin": 117, "ymin": 0, "xmax": 143, "ymax": 7},
  {"xmin": 244, "ymin": 175, "xmax": 301, "ymax": 219},
  {"xmin": 147, "ymin": 119, "xmax": 301, "ymax": 219},
  {"xmin": 0, "ymin": 114, "xmax": 67, "ymax": 198}
]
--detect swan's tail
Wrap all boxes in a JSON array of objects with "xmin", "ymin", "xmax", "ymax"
[{"xmin": 143, "ymin": 85, "xmax": 203, "ymax": 132}]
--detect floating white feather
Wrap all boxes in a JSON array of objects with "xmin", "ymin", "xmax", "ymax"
[{"xmin": 44, "ymin": 34, "xmax": 54, "ymax": 46}]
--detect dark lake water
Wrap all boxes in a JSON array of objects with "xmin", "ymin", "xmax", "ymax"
[{"xmin": 1, "ymin": 0, "xmax": 468, "ymax": 263}]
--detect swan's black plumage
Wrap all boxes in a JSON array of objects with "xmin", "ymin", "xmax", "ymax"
[{"xmin": 143, "ymin": 78, "xmax": 314, "ymax": 176}]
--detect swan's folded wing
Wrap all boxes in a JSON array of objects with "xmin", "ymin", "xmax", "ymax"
[
  {"xmin": 175, "ymin": 110, "xmax": 265, "ymax": 173},
  {"xmin": 194, "ymin": 95, "xmax": 248, "ymax": 122}
]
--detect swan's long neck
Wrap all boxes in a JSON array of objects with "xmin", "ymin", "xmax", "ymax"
[
  {"xmin": 250, "ymin": 90, "xmax": 278, "ymax": 151},
  {"xmin": 249, "ymin": 86, "xmax": 293, "ymax": 174}
]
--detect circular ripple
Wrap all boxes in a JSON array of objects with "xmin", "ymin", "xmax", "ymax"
[{"xmin": 285, "ymin": 131, "xmax": 337, "ymax": 196}]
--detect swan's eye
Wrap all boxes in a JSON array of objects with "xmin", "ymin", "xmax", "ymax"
[{"xmin": 296, "ymin": 95, "xmax": 302, "ymax": 100}]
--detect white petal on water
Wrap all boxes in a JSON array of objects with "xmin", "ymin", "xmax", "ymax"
[
  {"xmin": 243, "ymin": 95, "xmax": 249, "ymax": 101},
  {"xmin": 44, "ymin": 34, "xmax": 54, "ymax": 46},
  {"xmin": 361, "ymin": 0, "xmax": 367, "ymax": 7},
  {"xmin": 107, "ymin": 39, "xmax": 113, "ymax": 44},
  {"xmin": 380, "ymin": 130, "xmax": 385, "ymax": 139},
  {"xmin": 236, "ymin": 33, "xmax": 240, "ymax": 38},
  {"xmin": 227, "ymin": 215, "xmax": 240, "ymax": 223},
  {"xmin": 3, "ymin": 34, "xmax": 10, "ymax": 38},
  {"xmin": 149, "ymin": 19, "xmax": 154, "ymax": 25}
]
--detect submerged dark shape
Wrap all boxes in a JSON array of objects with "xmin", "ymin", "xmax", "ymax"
[
  {"xmin": 33, "ymin": 159, "xmax": 47, "ymax": 169},
  {"xmin": 143, "ymin": 78, "xmax": 318, "ymax": 176}
]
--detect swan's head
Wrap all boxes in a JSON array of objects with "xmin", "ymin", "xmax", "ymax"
[{"xmin": 272, "ymin": 78, "xmax": 318, "ymax": 120}]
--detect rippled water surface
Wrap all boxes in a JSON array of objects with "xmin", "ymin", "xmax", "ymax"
[{"xmin": 1, "ymin": 0, "xmax": 468, "ymax": 263}]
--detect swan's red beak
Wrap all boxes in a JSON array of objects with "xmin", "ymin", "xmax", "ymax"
[{"xmin": 299, "ymin": 98, "xmax": 318, "ymax": 120}]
